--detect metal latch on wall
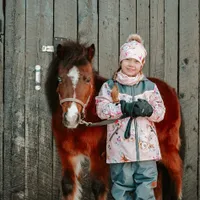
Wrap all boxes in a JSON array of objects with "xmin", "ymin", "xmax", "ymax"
[
  {"xmin": 35, "ymin": 65, "xmax": 41, "ymax": 90},
  {"xmin": 42, "ymin": 37, "xmax": 67, "ymax": 53},
  {"xmin": 54, "ymin": 37, "xmax": 67, "ymax": 50},
  {"xmin": 42, "ymin": 45, "xmax": 54, "ymax": 52}
]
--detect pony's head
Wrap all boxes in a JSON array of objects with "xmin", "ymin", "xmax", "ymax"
[{"xmin": 45, "ymin": 40, "xmax": 95, "ymax": 128}]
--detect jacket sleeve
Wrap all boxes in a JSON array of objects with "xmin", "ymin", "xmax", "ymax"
[
  {"xmin": 146, "ymin": 84, "xmax": 166, "ymax": 122},
  {"xmin": 95, "ymin": 82, "xmax": 123, "ymax": 120}
]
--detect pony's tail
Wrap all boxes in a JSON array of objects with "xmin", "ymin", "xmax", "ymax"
[{"xmin": 111, "ymin": 68, "xmax": 121, "ymax": 103}]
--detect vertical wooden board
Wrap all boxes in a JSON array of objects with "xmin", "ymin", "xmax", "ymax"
[
  {"xmin": 54, "ymin": 0, "xmax": 77, "ymax": 40},
  {"xmin": 37, "ymin": 1, "xmax": 53, "ymax": 200},
  {"xmin": 149, "ymin": 0, "xmax": 164, "ymax": 79},
  {"xmin": 4, "ymin": 0, "xmax": 26, "ymax": 199},
  {"xmin": 0, "ymin": 38, "xmax": 3, "ymax": 200},
  {"xmin": 78, "ymin": 0, "xmax": 98, "ymax": 71},
  {"xmin": 179, "ymin": 1, "xmax": 199, "ymax": 199},
  {"xmin": 164, "ymin": 0, "xmax": 178, "ymax": 90},
  {"xmin": 25, "ymin": 1, "xmax": 39, "ymax": 199},
  {"xmin": 0, "ymin": 0, "xmax": 4, "ymax": 198},
  {"xmin": 99, "ymin": 0, "xmax": 119, "ymax": 78},
  {"xmin": 53, "ymin": 1, "xmax": 77, "ymax": 199},
  {"xmin": 197, "ymin": 5, "xmax": 200, "ymax": 199},
  {"xmin": 137, "ymin": 0, "xmax": 150, "ymax": 76},
  {"xmin": 120, "ymin": 0, "xmax": 136, "ymax": 46},
  {"xmin": 26, "ymin": 0, "xmax": 53, "ymax": 200}
]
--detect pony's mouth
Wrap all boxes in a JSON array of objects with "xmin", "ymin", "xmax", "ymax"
[{"xmin": 62, "ymin": 120, "xmax": 78, "ymax": 129}]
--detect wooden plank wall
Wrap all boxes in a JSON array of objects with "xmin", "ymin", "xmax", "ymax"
[
  {"xmin": 0, "ymin": 0, "xmax": 4, "ymax": 198},
  {"xmin": 179, "ymin": 1, "xmax": 199, "ymax": 199},
  {"xmin": 4, "ymin": 1, "xmax": 26, "ymax": 200},
  {"xmin": 25, "ymin": 1, "xmax": 53, "ymax": 200},
  {"xmin": 1, "ymin": 0, "xmax": 200, "ymax": 200}
]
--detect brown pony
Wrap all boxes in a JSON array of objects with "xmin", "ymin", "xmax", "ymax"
[{"xmin": 45, "ymin": 40, "xmax": 183, "ymax": 200}]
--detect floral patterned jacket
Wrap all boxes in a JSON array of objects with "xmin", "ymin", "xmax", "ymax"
[{"xmin": 95, "ymin": 77, "xmax": 166, "ymax": 164}]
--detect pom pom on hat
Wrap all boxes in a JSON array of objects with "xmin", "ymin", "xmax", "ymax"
[
  {"xmin": 120, "ymin": 33, "xmax": 147, "ymax": 63},
  {"xmin": 127, "ymin": 34, "xmax": 143, "ymax": 44}
]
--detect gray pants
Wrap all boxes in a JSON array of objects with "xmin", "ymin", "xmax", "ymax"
[{"xmin": 110, "ymin": 161, "xmax": 157, "ymax": 200}]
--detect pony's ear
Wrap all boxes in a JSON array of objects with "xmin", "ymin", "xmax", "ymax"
[
  {"xmin": 87, "ymin": 44, "xmax": 95, "ymax": 62},
  {"xmin": 56, "ymin": 44, "xmax": 64, "ymax": 59}
]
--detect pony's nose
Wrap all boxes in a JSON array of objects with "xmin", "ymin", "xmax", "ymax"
[
  {"xmin": 64, "ymin": 112, "xmax": 80, "ymax": 121},
  {"xmin": 63, "ymin": 112, "xmax": 80, "ymax": 127}
]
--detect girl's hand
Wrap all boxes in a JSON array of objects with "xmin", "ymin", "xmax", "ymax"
[
  {"xmin": 120, "ymin": 99, "xmax": 153, "ymax": 117},
  {"xmin": 120, "ymin": 100, "xmax": 138, "ymax": 117},
  {"xmin": 136, "ymin": 99, "xmax": 153, "ymax": 117}
]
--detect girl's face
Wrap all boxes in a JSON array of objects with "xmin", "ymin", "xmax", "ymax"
[{"xmin": 121, "ymin": 58, "xmax": 143, "ymax": 77}]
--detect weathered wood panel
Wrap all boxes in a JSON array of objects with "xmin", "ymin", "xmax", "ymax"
[
  {"xmin": 4, "ymin": 0, "xmax": 26, "ymax": 199},
  {"xmin": 78, "ymin": 0, "xmax": 98, "ymax": 72},
  {"xmin": 179, "ymin": 0, "xmax": 199, "ymax": 199},
  {"xmin": 54, "ymin": 0, "xmax": 77, "ymax": 40},
  {"xmin": 149, "ymin": 0, "xmax": 164, "ymax": 79},
  {"xmin": 137, "ymin": 0, "xmax": 150, "ymax": 76},
  {"xmin": 37, "ymin": 1, "xmax": 54, "ymax": 200},
  {"xmin": 99, "ymin": 0, "xmax": 119, "ymax": 78},
  {"xmin": 164, "ymin": 0, "xmax": 178, "ymax": 89},
  {"xmin": 120, "ymin": 0, "xmax": 136, "ymax": 46},
  {"xmin": 26, "ymin": 1, "xmax": 53, "ymax": 200},
  {"xmin": 0, "ymin": 0, "xmax": 4, "ymax": 198},
  {"xmin": 25, "ymin": 1, "xmax": 40, "ymax": 199}
]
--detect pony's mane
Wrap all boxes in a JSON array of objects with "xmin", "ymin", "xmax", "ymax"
[
  {"xmin": 57, "ymin": 40, "xmax": 90, "ymax": 66},
  {"xmin": 45, "ymin": 40, "xmax": 107, "ymax": 114},
  {"xmin": 45, "ymin": 56, "xmax": 60, "ymax": 114}
]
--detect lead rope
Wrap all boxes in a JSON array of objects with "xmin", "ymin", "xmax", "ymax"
[{"xmin": 79, "ymin": 114, "xmax": 127, "ymax": 127}]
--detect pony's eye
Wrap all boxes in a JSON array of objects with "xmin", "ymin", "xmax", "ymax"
[
  {"xmin": 58, "ymin": 77, "xmax": 62, "ymax": 83},
  {"xmin": 83, "ymin": 76, "xmax": 91, "ymax": 83}
]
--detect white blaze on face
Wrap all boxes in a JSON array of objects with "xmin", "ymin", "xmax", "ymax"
[
  {"xmin": 65, "ymin": 66, "xmax": 80, "ymax": 127},
  {"xmin": 67, "ymin": 66, "xmax": 80, "ymax": 89}
]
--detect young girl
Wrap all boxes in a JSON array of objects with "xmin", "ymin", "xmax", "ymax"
[{"xmin": 95, "ymin": 34, "xmax": 166, "ymax": 200}]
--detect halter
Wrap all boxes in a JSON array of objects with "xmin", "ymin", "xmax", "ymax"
[{"xmin": 59, "ymin": 95, "xmax": 91, "ymax": 120}]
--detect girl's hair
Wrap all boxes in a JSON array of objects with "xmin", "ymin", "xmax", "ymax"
[
  {"xmin": 111, "ymin": 67, "xmax": 121, "ymax": 103},
  {"xmin": 111, "ymin": 34, "xmax": 144, "ymax": 103}
]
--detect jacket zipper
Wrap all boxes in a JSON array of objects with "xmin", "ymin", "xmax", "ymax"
[
  {"xmin": 134, "ymin": 119, "xmax": 140, "ymax": 161},
  {"xmin": 131, "ymin": 86, "xmax": 140, "ymax": 161}
]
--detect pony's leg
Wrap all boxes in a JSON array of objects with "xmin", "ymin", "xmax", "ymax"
[
  {"xmin": 58, "ymin": 148, "xmax": 85, "ymax": 200},
  {"xmin": 90, "ymin": 152, "xmax": 109, "ymax": 200},
  {"xmin": 162, "ymin": 149, "xmax": 183, "ymax": 200}
]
